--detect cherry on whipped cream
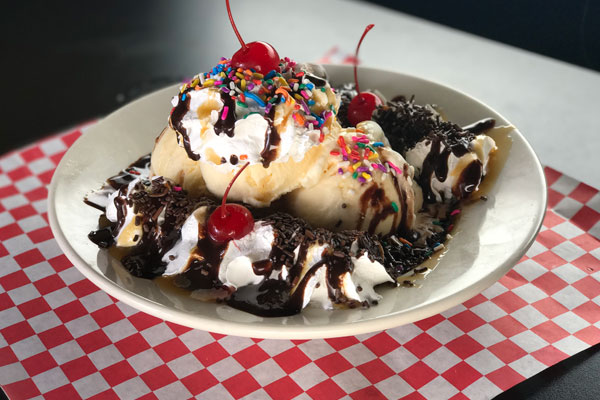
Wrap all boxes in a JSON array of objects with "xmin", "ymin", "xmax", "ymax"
[
  {"xmin": 207, "ymin": 162, "xmax": 254, "ymax": 242},
  {"xmin": 347, "ymin": 24, "xmax": 382, "ymax": 126},
  {"xmin": 226, "ymin": 0, "xmax": 281, "ymax": 74}
]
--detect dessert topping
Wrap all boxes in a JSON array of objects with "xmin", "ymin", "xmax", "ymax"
[
  {"xmin": 329, "ymin": 129, "xmax": 402, "ymax": 186},
  {"xmin": 169, "ymin": 57, "xmax": 337, "ymax": 167},
  {"xmin": 227, "ymin": 0, "xmax": 281, "ymax": 74},
  {"xmin": 207, "ymin": 162, "xmax": 254, "ymax": 242},
  {"xmin": 347, "ymin": 24, "xmax": 382, "ymax": 126}
]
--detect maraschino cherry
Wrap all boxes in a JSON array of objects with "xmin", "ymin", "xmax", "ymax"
[
  {"xmin": 347, "ymin": 24, "xmax": 382, "ymax": 126},
  {"xmin": 226, "ymin": 0, "xmax": 281, "ymax": 74},
  {"xmin": 207, "ymin": 162, "xmax": 254, "ymax": 242}
]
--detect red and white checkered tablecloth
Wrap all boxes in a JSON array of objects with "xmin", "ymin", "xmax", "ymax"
[{"xmin": 1, "ymin": 124, "xmax": 599, "ymax": 400}]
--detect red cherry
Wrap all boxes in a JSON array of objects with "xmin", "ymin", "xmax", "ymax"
[
  {"xmin": 231, "ymin": 41, "xmax": 281, "ymax": 74},
  {"xmin": 347, "ymin": 92, "xmax": 383, "ymax": 126},
  {"xmin": 207, "ymin": 162, "xmax": 254, "ymax": 242},
  {"xmin": 208, "ymin": 204, "xmax": 254, "ymax": 242},
  {"xmin": 226, "ymin": 0, "xmax": 281, "ymax": 73},
  {"xmin": 347, "ymin": 24, "xmax": 381, "ymax": 126}
]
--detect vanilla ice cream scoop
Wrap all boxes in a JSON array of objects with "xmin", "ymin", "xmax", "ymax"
[
  {"xmin": 151, "ymin": 59, "xmax": 340, "ymax": 206},
  {"xmin": 285, "ymin": 121, "xmax": 419, "ymax": 235}
]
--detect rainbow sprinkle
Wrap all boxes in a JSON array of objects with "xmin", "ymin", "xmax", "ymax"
[
  {"xmin": 387, "ymin": 161, "xmax": 403, "ymax": 175},
  {"xmin": 329, "ymin": 130, "xmax": 405, "ymax": 185},
  {"xmin": 398, "ymin": 237, "xmax": 411, "ymax": 246},
  {"xmin": 175, "ymin": 56, "xmax": 334, "ymax": 142},
  {"xmin": 221, "ymin": 106, "xmax": 229, "ymax": 121}
]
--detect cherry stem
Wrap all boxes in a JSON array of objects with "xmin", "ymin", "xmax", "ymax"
[
  {"xmin": 220, "ymin": 162, "xmax": 250, "ymax": 218},
  {"xmin": 353, "ymin": 24, "xmax": 375, "ymax": 96},
  {"xmin": 226, "ymin": 0, "xmax": 247, "ymax": 49}
]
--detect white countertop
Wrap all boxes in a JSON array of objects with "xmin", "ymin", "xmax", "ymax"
[{"xmin": 169, "ymin": 0, "xmax": 600, "ymax": 188}]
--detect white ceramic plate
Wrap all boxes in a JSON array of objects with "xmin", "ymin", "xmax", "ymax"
[{"xmin": 48, "ymin": 65, "xmax": 546, "ymax": 339}]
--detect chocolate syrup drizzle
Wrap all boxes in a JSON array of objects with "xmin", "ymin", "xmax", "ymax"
[
  {"xmin": 228, "ymin": 216, "xmax": 385, "ymax": 316},
  {"xmin": 463, "ymin": 117, "xmax": 496, "ymax": 134},
  {"xmin": 367, "ymin": 96, "xmax": 496, "ymax": 203},
  {"xmin": 169, "ymin": 93, "xmax": 200, "ymax": 161},
  {"xmin": 87, "ymin": 158, "xmax": 204, "ymax": 278},
  {"xmin": 392, "ymin": 174, "xmax": 410, "ymax": 235},
  {"xmin": 87, "ymin": 151, "xmax": 455, "ymax": 317},
  {"xmin": 179, "ymin": 234, "xmax": 228, "ymax": 290},
  {"xmin": 169, "ymin": 86, "xmax": 282, "ymax": 168},
  {"xmin": 454, "ymin": 160, "xmax": 483, "ymax": 198},
  {"xmin": 259, "ymin": 107, "xmax": 279, "ymax": 168},
  {"xmin": 85, "ymin": 85, "xmax": 495, "ymax": 317},
  {"xmin": 419, "ymin": 136, "xmax": 452, "ymax": 203},
  {"xmin": 84, "ymin": 155, "xmax": 151, "ymax": 212},
  {"xmin": 213, "ymin": 94, "xmax": 237, "ymax": 137},
  {"xmin": 358, "ymin": 185, "xmax": 396, "ymax": 235}
]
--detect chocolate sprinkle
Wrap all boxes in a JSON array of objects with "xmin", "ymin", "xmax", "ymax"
[{"xmin": 86, "ymin": 79, "xmax": 494, "ymax": 317}]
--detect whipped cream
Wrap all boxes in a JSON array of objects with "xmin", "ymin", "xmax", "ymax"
[
  {"xmin": 162, "ymin": 206, "xmax": 209, "ymax": 276},
  {"xmin": 157, "ymin": 200, "xmax": 395, "ymax": 312},
  {"xmin": 105, "ymin": 177, "xmax": 143, "ymax": 247},
  {"xmin": 87, "ymin": 55, "xmax": 505, "ymax": 318},
  {"xmin": 218, "ymin": 222, "xmax": 274, "ymax": 289},
  {"xmin": 405, "ymin": 134, "xmax": 496, "ymax": 202},
  {"xmin": 293, "ymin": 243, "xmax": 329, "ymax": 309},
  {"xmin": 346, "ymin": 253, "xmax": 394, "ymax": 303},
  {"xmin": 294, "ymin": 242, "xmax": 394, "ymax": 310},
  {"xmin": 162, "ymin": 208, "xmax": 275, "ymax": 290},
  {"xmin": 170, "ymin": 71, "xmax": 337, "ymax": 172},
  {"xmin": 173, "ymin": 88, "xmax": 323, "ymax": 167}
]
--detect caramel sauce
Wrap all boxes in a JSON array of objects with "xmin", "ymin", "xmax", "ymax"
[
  {"xmin": 91, "ymin": 89, "xmax": 516, "ymax": 316},
  {"xmin": 398, "ymin": 245, "xmax": 449, "ymax": 287},
  {"xmin": 106, "ymin": 125, "xmax": 514, "ymax": 315},
  {"xmin": 471, "ymin": 125, "xmax": 513, "ymax": 198},
  {"xmin": 402, "ymin": 124, "xmax": 513, "ymax": 286},
  {"xmin": 450, "ymin": 154, "xmax": 478, "ymax": 179},
  {"xmin": 108, "ymin": 246, "xmax": 131, "ymax": 260},
  {"xmin": 204, "ymin": 148, "xmax": 221, "ymax": 165},
  {"xmin": 196, "ymin": 97, "xmax": 221, "ymax": 120},
  {"xmin": 154, "ymin": 275, "xmax": 187, "ymax": 296},
  {"xmin": 116, "ymin": 219, "xmax": 142, "ymax": 247}
]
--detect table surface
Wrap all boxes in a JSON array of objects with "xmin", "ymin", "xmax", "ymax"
[
  {"xmin": 5, "ymin": 0, "xmax": 599, "ymax": 188},
  {"xmin": 3, "ymin": 0, "xmax": 600, "ymax": 398},
  {"xmin": 245, "ymin": 0, "xmax": 600, "ymax": 189}
]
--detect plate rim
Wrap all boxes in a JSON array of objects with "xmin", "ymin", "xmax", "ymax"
[{"xmin": 48, "ymin": 65, "xmax": 547, "ymax": 339}]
